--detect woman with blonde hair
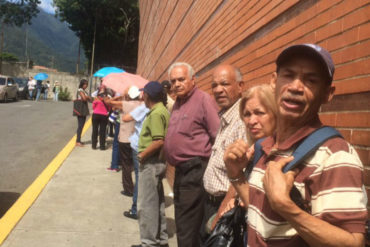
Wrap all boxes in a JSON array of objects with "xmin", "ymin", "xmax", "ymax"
[{"xmin": 209, "ymin": 83, "xmax": 277, "ymax": 230}]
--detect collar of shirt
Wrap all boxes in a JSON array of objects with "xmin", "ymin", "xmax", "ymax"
[
  {"xmin": 219, "ymin": 98, "xmax": 241, "ymax": 130},
  {"xmin": 261, "ymin": 117, "xmax": 322, "ymax": 156},
  {"xmin": 177, "ymin": 86, "xmax": 197, "ymax": 105},
  {"xmin": 147, "ymin": 102, "xmax": 165, "ymax": 115}
]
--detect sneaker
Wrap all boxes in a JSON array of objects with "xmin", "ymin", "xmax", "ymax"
[{"xmin": 124, "ymin": 210, "xmax": 138, "ymax": 220}]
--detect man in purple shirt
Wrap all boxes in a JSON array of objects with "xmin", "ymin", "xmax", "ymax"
[{"xmin": 164, "ymin": 62, "xmax": 220, "ymax": 247}]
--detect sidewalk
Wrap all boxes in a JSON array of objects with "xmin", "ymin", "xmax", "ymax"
[{"xmin": 1, "ymin": 125, "xmax": 177, "ymax": 247}]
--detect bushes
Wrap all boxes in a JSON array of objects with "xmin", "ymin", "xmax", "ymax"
[{"xmin": 58, "ymin": 86, "xmax": 71, "ymax": 101}]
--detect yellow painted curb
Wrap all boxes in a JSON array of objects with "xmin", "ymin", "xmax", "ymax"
[{"xmin": 0, "ymin": 117, "xmax": 92, "ymax": 245}]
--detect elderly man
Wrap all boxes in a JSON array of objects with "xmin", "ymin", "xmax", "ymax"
[
  {"xmin": 201, "ymin": 64, "xmax": 246, "ymax": 240},
  {"xmin": 224, "ymin": 44, "xmax": 367, "ymax": 246},
  {"xmin": 164, "ymin": 62, "xmax": 220, "ymax": 247}
]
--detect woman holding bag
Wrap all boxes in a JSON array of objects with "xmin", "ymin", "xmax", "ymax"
[{"xmin": 75, "ymin": 79, "xmax": 92, "ymax": 147}]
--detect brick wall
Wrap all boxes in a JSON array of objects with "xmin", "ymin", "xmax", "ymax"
[{"xmin": 138, "ymin": 0, "xmax": 370, "ymax": 221}]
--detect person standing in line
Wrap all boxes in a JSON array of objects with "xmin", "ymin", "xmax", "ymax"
[
  {"xmin": 161, "ymin": 80, "xmax": 175, "ymax": 112},
  {"xmin": 163, "ymin": 62, "xmax": 220, "ymax": 247},
  {"xmin": 122, "ymin": 94, "xmax": 150, "ymax": 220},
  {"xmin": 109, "ymin": 86, "xmax": 141, "ymax": 197},
  {"xmin": 224, "ymin": 44, "xmax": 367, "ymax": 246},
  {"xmin": 53, "ymin": 81, "xmax": 60, "ymax": 101},
  {"xmin": 75, "ymin": 79, "xmax": 92, "ymax": 147},
  {"xmin": 35, "ymin": 80, "xmax": 42, "ymax": 101},
  {"xmin": 91, "ymin": 89, "xmax": 110, "ymax": 150},
  {"xmin": 132, "ymin": 81, "xmax": 170, "ymax": 247},
  {"xmin": 200, "ymin": 64, "xmax": 246, "ymax": 242},
  {"xmin": 43, "ymin": 81, "xmax": 50, "ymax": 100},
  {"xmin": 27, "ymin": 77, "xmax": 36, "ymax": 100}
]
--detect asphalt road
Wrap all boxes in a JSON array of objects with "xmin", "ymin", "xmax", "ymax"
[{"xmin": 0, "ymin": 99, "xmax": 82, "ymax": 216}]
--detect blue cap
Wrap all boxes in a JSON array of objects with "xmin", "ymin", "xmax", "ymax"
[
  {"xmin": 140, "ymin": 81, "xmax": 163, "ymax": 98},
  {"xmin": 276, "ymin": 44, "xmax": 335, "ymax": 84}
]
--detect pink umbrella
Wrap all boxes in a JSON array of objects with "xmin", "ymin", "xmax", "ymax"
[{"xmin": 102, "ymin": 72, "xmax": 149, "ymax": 95}]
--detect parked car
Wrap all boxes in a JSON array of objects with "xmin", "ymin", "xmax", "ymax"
[
  {"xmin": 14, "ymin": 77, "xmax": 29, "ymax": 99},
  {"xmin": 0, "ymin": 75, "xmax": 19, "ymax": 102}
]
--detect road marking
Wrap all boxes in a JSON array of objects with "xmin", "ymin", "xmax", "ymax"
[{"xmin": 0, "ymin": 117, "xmax": 92, "ymax": 244}]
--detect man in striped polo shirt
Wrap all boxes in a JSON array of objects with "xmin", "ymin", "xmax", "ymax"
[{"xmin": 224, "ymin": 44, "xmax": 367, "ymax": 246}]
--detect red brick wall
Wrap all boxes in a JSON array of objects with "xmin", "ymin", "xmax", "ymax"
[{"xmin": 138, "ymin": 0, "xmax": 370, "ymax": 219}]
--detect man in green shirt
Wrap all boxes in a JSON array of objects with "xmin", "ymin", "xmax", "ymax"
[{"xmin": 133, "ymin": 81, "xmax": 170, "ymax": 247}]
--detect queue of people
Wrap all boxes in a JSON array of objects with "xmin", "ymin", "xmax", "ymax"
[
  {"xmin": 26, "ymin": 77, "xmax": 61, "ymax": 101},
  {"xmin": 73, "ymin": 44, "xmax": 368, "ymax": 247}
]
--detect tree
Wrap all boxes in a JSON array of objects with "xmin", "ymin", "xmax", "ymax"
[
  {"xmin": 0, "ymin": 52, "xmax": 19, "ymax": 62},
  {"xmin": 54, "ymin": 0, "xmax": 139, "ymax": 73},
  {"xmin": 0, "ymin": 0, "xmax": 40, "ymax": 72},
  {"xmin": 0, "ymin": 0, "xmax": 40, "ymax": 26}
]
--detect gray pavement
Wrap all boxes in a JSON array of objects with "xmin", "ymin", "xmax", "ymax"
[{"xmin": 2, "ymin": 126, "xmax": 177, "ymax": 247}]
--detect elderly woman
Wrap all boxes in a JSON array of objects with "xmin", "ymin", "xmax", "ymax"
[{"xmin": 210, "ymin": 84, "xmax": 277, "ymax": 229}]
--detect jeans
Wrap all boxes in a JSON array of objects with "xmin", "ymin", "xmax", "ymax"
[
  {"xmin": 131, "ymin": 149, "xmax": 139, "ymax": 214},
  {"xmin": 138, "ymin": 157, "xmax": 168, "ymax": 246},
  {"xmin": 35, "ymin": 88, "xmax": 41, "ymax": 101},
  {"xmin": 54, "ymin": 92, "xmax": 59, "ymax": 101},
  {"xmin": 43, "ymin": 89, "xmax": 48, "ymax": 100},
  {"xmin": 29, "ymin": 89, "xmax": 33, "ymax": 99},
  {"xmin": 91, "ymin": 114, "xmax": 108, "ymax": 149},
  {"xmin": 76, "ymin": 116, "xmax": 86, "ymax": 143},
  {"xmin": 110, "ymin": 122, "xmax": 120, "ymax": 169}
]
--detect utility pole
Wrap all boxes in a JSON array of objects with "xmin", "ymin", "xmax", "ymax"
[
  {"xmin": 25, "ymin": 26, "xmax": 29, "ymax": 68},
  {"xmin": 0, "ymin": 23, "xmax": 3, "ymax": 74},
  {"xmin": 89, "ymin": 18, "xmax": 97, "ymax": 95},
  {"xmin": 76, "ymin": 37, "xmax": 80, "ymax": 74}
]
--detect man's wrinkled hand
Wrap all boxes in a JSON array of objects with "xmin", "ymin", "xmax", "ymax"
[{"xmin": 262, "ymin": 156, "xmax": 297, "ymax": 211}]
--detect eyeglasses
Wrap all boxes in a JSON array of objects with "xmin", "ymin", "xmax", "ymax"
[{"xmin": 170, "ymin": 77, "xmax": 186, "ymax": 84}]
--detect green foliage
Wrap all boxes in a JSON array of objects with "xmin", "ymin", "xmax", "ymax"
[
  {"xmin": 53, "ymin": 0, "xmax": 139, "ymax": 71},
  {"xmin": 0, "ymin": 52, "xmax": 18, "ymax": 62},
  {"xmin": 3, "ymin": 9, "xmax": 87, "ymax": 73},
  {"xmin": 0, "ymin": 0, "xmax": 40, "ymax": 26},
  {"xmin": 58, "ymin": 86, "xmax": 71, "ymax": 101}
]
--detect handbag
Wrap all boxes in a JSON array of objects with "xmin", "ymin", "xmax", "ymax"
[
  {"xmin": 73, "ymin": 91, "xmax": 89, "ymax": 116},
  {"xmin": 203, "ymin": 200, "xmax": 246, "ymax": 247}
]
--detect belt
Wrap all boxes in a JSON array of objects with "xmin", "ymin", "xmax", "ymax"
[{"xmin": 206, "ymin": 193, "xmax": 225, "ymax": 204}]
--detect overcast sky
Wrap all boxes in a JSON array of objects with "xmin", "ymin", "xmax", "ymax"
[{"xmin": 39, "ymin": 0, "xmax": 55, "ymax": 14}]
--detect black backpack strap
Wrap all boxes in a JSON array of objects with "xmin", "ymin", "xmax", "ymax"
[{"xmin": 282, "ymin": 126, "xmax": 342, "ymax": 173}]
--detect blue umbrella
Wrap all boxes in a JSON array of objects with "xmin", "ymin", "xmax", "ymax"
[
  {"xmin": 93, "ymin": 67, "xmax": 125, "ymax": 77},
  {"xmin": 34, "ymin": 73, "xmax": 48, "ymax": 80}
]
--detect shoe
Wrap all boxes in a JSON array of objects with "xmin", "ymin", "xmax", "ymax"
[
  {"xmin": 121, "ymin": 190, "xmax": 133, "ymax": 197},
  {"xmin": 107, "ymin": 168, "xmax": 120, "ymax": 172},
  {"xmin": 160, "ymin": 244, "xmax": 169, "ymax": 247},
  {"xmin": 131, "ymin": 245, "xmax": 141, "ymax": 247},
  {"xmin": 123, "ymin": 210, "xmax": 138, "ymax": 220},
  {"xmin": 75, "ymin": 142, "xmax": 84, "ymax": 147},
  {"xmin": 92, "ymin": 146, "xmax": 97, "ymax": 150},
  {"xmin": 100, "ymin": 147, "xmax": 106, "ymax": 150}
]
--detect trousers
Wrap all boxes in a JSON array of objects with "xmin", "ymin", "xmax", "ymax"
[
  {"xmin": 119, "ymin": 142, "xmax": 134, "ymax": 194},
  {"xmin": 91, "ymin": 113, "xmax": 108, "ymax": 149},
  {"xmin": 174, "ymin": 157, "xmax": 208, "ymax": 247},
  {"xmin": 138, "ymin": 157, "xmax": 168, "ymax": 246}
]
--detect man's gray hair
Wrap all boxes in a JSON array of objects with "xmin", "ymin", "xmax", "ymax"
[
  {"xmin": 235, "ymin": 67, "xmax": 242, "ymax": 82},
  {"xmin": 168, "ymin": 62, "xmax": 195, "ymax": 79}
]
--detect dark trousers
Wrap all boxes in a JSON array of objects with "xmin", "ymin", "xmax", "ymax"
[
  {"xmin": 119, "ymin": 142, "xmax": 134, "ymax": 194},
  {"xmin": 76, "ymin": 116, "xmax": 86, "ymax": 143},
  {"xmin": 91, "ymin": 114, "xmax": 108, "ymax": 149},
  {"xmin": 174, "ymin": 157, "xmax": 207, "ymax": 247},
  {"xmin": 200, "ymin": 193, "xmax": 225, "ymax": 243}
]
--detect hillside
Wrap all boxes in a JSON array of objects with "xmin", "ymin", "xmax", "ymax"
[{"xmin": 3, "ymin": 9, "xmax": 87, "ymax": 73}]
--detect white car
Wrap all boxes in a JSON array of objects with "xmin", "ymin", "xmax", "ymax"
[{"xmin": 0, "ymin": 75, "xmax": 18, "ymax": 102}]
